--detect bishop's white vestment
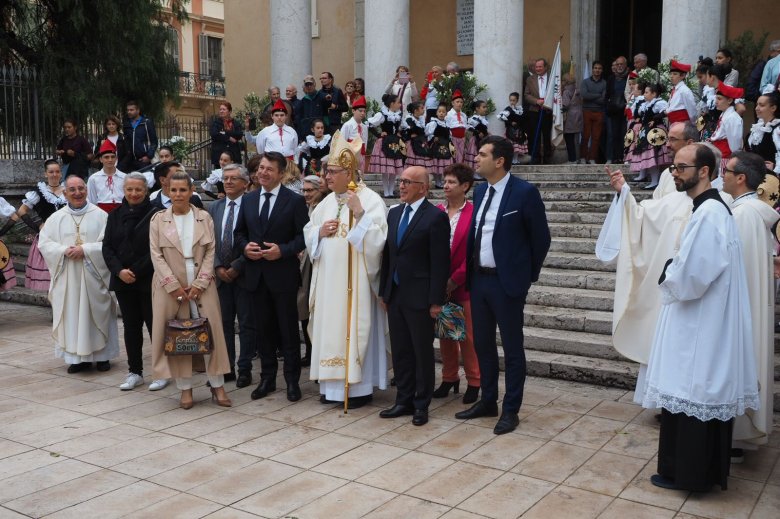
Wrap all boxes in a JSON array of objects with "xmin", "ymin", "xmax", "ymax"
[
  {"xmin": 38, "ymin": 203, "xmax": 119, "ymax": 364},
  {"xmin": 304, "ymin": 185, "xmax": 389, "ymax": 400}
]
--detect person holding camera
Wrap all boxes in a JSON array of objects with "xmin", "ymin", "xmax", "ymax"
[
  {"xmin": 319, "ymin": 72, "xmax": 349, "ymax": 134},
  {"xmin": 384, "ymin": 65, "xmax": 419, "ymax": 119}
]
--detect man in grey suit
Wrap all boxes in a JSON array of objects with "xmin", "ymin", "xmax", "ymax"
[{"xmin": 207, "ymin": 163, "xmax": 256, "ymax": 387}]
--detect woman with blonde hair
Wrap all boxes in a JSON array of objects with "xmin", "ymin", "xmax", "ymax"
[{"xmin": 149, "ymin": 171, "xmax": 232, "ymax": 409}]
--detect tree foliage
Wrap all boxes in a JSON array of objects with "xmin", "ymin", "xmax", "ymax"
[
  {"xmin": 0, "ymin": 0, "xmax": 189, "ymax": 120},
  {"xmin": 721, "ymin": 30, "xmax": 770, "ymax": 89}
]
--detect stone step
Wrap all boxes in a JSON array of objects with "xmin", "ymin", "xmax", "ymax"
[
  {"xmin": 541, "ymin": 190, "xmax": 631, "ymax": 202},
  {"xmin": 524, "ymin": 305, "xmax": 613, "ymax": 338},
  {"xmin": 544, "ymin": 251, "xmax": 616, "ymax": 272},
  {"xmin": 549, "ymin": 222, "xmax": 602, "ymax": 239},
  {"xmin": 0, "ymin": 286, "xmax": 49, "ymax": 307},
  {"xmin": 544, "ymin": 200, "xmax": 612, "ymax": 214},
  {"xmin": 546, "ymin": 212, "xmax": 609, "ymax": 224},
  {"xmin": 537, "ymin": 268, "xmax": 615, "ymax": 291},
  {"xmin": 510, "ymin": 164, "xmax": 629, "ymax": 175},
  {"xmin": 549, "ymin": 237, "xmax": 596, "ymax": 255},
  {"xmin": 528, "ymin": 285, "xmax": 612, "ymax": 312},
  {"xmin": 517, "ymin": 173, "xmax": 618, "ymax": 182}
]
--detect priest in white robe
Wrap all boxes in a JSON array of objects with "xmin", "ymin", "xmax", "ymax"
[
  {"xmin": 721, "ymin": 151, "xmax": 779, "ymax": 450},
  {"xmin": 38, "ymin": 175, "xmax": 119, "ymax": 373},
  {"xmin": 304, "ymin": 131, "xmax": 389, "ymax": 408},
  {"xmin": 637, "ymin": 144, "xmax": 759, "ymax": 492}
]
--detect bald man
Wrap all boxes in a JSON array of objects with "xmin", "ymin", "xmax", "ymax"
[{"xmin": 379, "ymin": 166, "xmax": 450, "ymax": 426}]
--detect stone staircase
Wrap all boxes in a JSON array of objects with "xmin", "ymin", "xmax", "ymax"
[{"xmin": 3, "ymin": 164, "xmax": 778, "ymax": 408}]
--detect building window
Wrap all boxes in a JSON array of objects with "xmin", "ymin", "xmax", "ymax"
[
  {"xmin": 199, "ymin": 34, "xmax": 223, "ymax": 78},
  {"xmin": 166, "ymin": 26, "xmax": 180, "ymax": 69}
]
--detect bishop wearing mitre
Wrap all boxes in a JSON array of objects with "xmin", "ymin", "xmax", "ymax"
[
  {"xmin": 38, "ymin": 175, "xmax": 119, "ymax": 373},
  {"xmin": 304, "ymin": 130, "xmax": 389, "ymax": 408}
]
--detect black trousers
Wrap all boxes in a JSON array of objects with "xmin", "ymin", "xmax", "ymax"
[
  {"xmin": 387, "ymin": 294, "xmax": 435, "ymax": 411},
  {"xmin": 470, "ymin": 271, "xmax": 528, "ymax": 413},
  {"xmin": 217, "ymin": 280, "xmax": 256, "ymax": 374},
  {"xmin": 527, "ymin": 109, "xmax": 553, "ymax": 163},
  {"xmin": 658, "ymin": 409, "xmax": 733, "ymax": 491},
  {"xmin": 252, "ymin": 282, "xmax": 300, "ymax": 383},
  {"xmin": 115, "ymin": 289, "xmax": 153, "ymax": 376},
  {"xmin": 607, "ymin": 114, "xmax": 627, "ymax": 162}
]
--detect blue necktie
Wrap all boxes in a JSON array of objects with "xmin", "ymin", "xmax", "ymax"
[
  {"xmin": 396, "ymin": 204, "xmax": 412, "ymax": 246},
  {"xmin": 394, "ymin": 204, "xmax": 413, "ymax": 284}
]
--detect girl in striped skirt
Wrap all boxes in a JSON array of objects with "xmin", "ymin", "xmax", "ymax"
[{"xmin": 368, "ymin": 94, "xmax": 405, "ymax": 197}]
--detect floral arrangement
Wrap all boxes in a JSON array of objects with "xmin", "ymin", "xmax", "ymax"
[
  {"xmin": 639, "ymin": 57, "xmax": 701, "ymax": 103},
  {"xmin": 431, "ymin": 71, "xmax": 496, "ymax": 116},
  {"xmin": 163, "ymin": 135, "xmax": 191, "ymax": 160},
  {"xmin": 236, "ymin": 91, "xmax": 271, "ymax": 133}
]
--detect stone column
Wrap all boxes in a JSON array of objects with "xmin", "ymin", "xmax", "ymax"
[
  {"xmin": 364, "ymin": 0, "xmax": 409, "ymax": 102},
  {"xmin": 474, "ymin": 0, "xmax": 524, "ymax": 134},
  {"xmin": 661, "ymin": 0, "xmax": 724, "ymax": 66},
  {"xmin": 270, "ymin": 0, "xmax": 312, "ymax": 89}
]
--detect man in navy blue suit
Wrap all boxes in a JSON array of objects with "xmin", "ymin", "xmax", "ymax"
[
  {"xmin": 233, "ymin": 152, "xmax": 309, "ymax": 402},
  {"xmin": 455, "ymin": 135, "xmax": 551, "ymax": 434}
]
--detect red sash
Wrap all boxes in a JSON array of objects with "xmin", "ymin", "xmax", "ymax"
[
  {"xmin": 667, "ymin": 109, "xmax": 689, "ymax": 124},
  {"xmin": 451, "ymin": 127, "xmax": 466, "ymax": 139},
  {"xmin": 285, "ymin": 155, "xmax": 294, "ymax": 161},
  {"xmin": 97, "ymin": 202, "xmax": 121, "ymax": 213},
  {"xmin": 711, "ymin": 138, "xmax": 731, "ymax": 159}
]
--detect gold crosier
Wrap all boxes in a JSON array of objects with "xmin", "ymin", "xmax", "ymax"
[{"xmin": 336, "ymin": 140, "xmax": 360, "ymax": 414}]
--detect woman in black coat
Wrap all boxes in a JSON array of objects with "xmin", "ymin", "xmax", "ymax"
[
  {"xmin": 102, "ymin": 172, "xmax": 162, "ymax": 391},
  {"xmin": 210, "ymin": 101, "xmax": 243, "ymax": 168}
]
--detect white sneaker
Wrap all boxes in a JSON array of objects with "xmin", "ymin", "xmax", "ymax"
[
  {"xmin": 588, "ymin": 159, "xmax": 596, "ymax": 164},
  {"xmin": 148, "ymin": 379, "xmax": 169, "ymax": 391},
  {"xmin": 605, "ymin": 160, "xmax": 613, "ymax": 164},
  {"xmin": 119, "ymin": 373, "xmax": 144, "ymax": 391}
]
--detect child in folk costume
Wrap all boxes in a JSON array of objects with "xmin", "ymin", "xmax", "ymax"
[
  {"xmin": 402, "ymin": 101, "xmax": 430, "ymax": 169},
  {"xmin": 201, "ymin": 151, "xmax": 233, "ymax": 199},
  {"xmin": 498, "ymin": 92, "xmax": 528, "ymax": 163},
  {"xmin": 708, "ymin": 83, "xmax": 745, "ymax": 176},
  {"xmin": 340, "ymin": 95, "xmax": 369, "ymax": 173},
  {"xmin": 446, "ymin": 90, "xmax": 468, "ymax": 163},
  {"xmin": 465, "ymin": 100, "xmax": 490, "ymax": 168},
  {"xmin": 695, "ymin": 59, "xmax": 719, "ymax": 141},
  {"xmin": 665, "ymin": 60, "xmax": 697, "ymax": 125},
  {"xmin": 426, "ymin": 103, "xmax": 455, "ymax": 187},
  {"xmin": 0, "ymin": 196, "xmax": 18, "ymax": 291},
  {"xmin": 630, "ymin": 83, "xmax": 671, "ymax": 189},
  {"xmin": 368, "ymin": 93, "xmax": 405, "ymax": 197},
  {"xmin": 745, "ymin": 90, "xmax": 780, "ymax": 174},
  {"xmin": 623, "ymin": 76, "xmax": 645, "ymax": 165},
  {"xmin": 297, "ymin": 119, "xmax": 332, "ymax": 177}
]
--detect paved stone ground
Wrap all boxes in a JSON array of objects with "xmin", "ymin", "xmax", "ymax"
[{"xmin": 0, "ymin": 301, "xmax": 778, "ymax": 519}]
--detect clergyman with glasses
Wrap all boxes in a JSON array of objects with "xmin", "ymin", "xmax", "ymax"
[{"xmin": 302, "ymin": 131, "xmax": 389, "ymax": 409}]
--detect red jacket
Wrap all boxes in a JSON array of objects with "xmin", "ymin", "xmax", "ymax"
[{"xmin": 437, "ymin": 201, "xmax": 473, "ymax": 303}]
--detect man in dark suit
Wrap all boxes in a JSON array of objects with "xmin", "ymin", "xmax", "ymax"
[
  {"xmin": 233, "ymin": 151, "xmax": 309, "ymax": 402},
  {"xmin": 207, "ymin": 164, "xmax": 255, "ymax": 387},
  {"xmin": 523, "ymin": 58, "xmax": 554, "ymax": 164},
  {"xmin": 379, "ymin": 166, "xmax": 450, "ymax": 426},
  {"xmin": 150, "ymin": 162, "xmax": 204, "ymax": 210},
  {"xmin": 455, "ymin": 135, "xmax": 551, "ymax": 434}
]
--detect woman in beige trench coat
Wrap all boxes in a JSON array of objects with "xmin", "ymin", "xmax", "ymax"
[{"xmin": 149, "ymin": 171, "xmax": 232, "ymax": 409}]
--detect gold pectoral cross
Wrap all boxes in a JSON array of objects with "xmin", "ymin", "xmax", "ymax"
[{"xmin": 74, "ymin": 223, "xmax": 84, "ymax": 246}]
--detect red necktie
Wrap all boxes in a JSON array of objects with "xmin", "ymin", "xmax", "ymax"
[
  {"xmin": 456, "ymin": 112, "xmax": 462, "ymax": 123},
  {"xmin": 278, "ymin": 127, "xmax": 283, "ymax": 146}
]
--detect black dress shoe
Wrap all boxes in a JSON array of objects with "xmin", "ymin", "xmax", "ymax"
[
  {"xmin": 224, "ymin": 372, "xmax": 237, "ymax": 383},
  {"xmin": 236, "ymin": 372, "xmax": 252, "ymax": 388},
  {"xmin": 379, "ymin": 404, "xmax": 414, "ymax": 418},
  {"xmin": 287, "ymin": 382, "xmax": 302, "ymax": 402},
  {"xmin": 320, "ymin": 395, "xmax": 338, "ymax": 404},
  {"xmin": 67, "ymin": 363, "xmax": 84, "ymax": 374},
  {"xmin": 96, "ymin": 361, "xmax": 110, "ymax": 372},
  {"xmin": 455, "ymin": 400, "xmax": 499, "ymax": 420},
  {"xmin": 251, "ymin": 378, "xmax": 276, "ymax": 400},
  {"xmin": 650, "ymin": 474, "xmax": 682, "ymax": 490},
  {"xmin": 493, "ymin": 412, "xmax": 520, "ymax": 435},
  {"xmin": 347, "ymin": 394, "xmax": 372, "ymax": 409},
  {"xmin": 412, "ymin": 409, "xmax": 428, "ymax": 426},
  {"xmin": 462, "ymin": 385, "xmax": 480, "ymax": 404}
]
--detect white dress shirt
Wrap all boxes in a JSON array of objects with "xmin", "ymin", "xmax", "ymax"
[
  {"xmin": 253, "ymin": 124, "xmax": 298, "ymax": 158},
  {"xmin": 86, "ymin": 169, "xmax": 125, "ymax": 204},
  {"xmin": 474, "ymin": 172, "xmax": 511, "ymax": 268},
  {"xmin": 399, "ymin": 196, "xmax": 425, "ymax": 230},
  {"xmin": 259, "ymin": 184, "xmax": 282, "ymax": 218},
  {"xmin": 220, "ymin": 194, "xmax": 243, "ymax": 239},
  {"xmin": 537, "ymin": 74, "xmax": 549, "ymax": 97},
  {"xmin": 340, "ymin": 118, "xmax": 369, "ymax": 144}
]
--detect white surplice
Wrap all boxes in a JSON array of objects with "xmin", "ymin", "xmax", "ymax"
[
  {"xmin": 731, "ymin": 193, "xmax": 778, "ymax": 446},
  {"xmin": 38, "ymin": 203, "xmax": 118, "ymax": 363},
  {"xmin": 304, "ymin": 185, "xmax": 389, "ymax": 400},
  {"xmin": 637, "ymin": 193, "xmax": 759, "ymax": 421}
]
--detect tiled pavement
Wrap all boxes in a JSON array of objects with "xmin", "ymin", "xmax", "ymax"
[{"xmin": 0, "ymin": 300, "xmax": 778, "ymax": 519}]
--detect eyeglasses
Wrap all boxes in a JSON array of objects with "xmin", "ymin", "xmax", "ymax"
[
  {"xmin": 302, "ymin": 188, "xmax": 316, "ymax": 193},
  {"xmin": 324, "ymin": 169, "xmax": 345, "ymax": 176},
  {"xmin": 668, "ymin": 164, "xmax": 698, "ymax": 173},
  {"xmin": 398, "ymin": 178, "xmax": 425, "ymax": 186},
  {"xmin": 723, "ymin": 166, "xmax": 743, "ymax": 176}
]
